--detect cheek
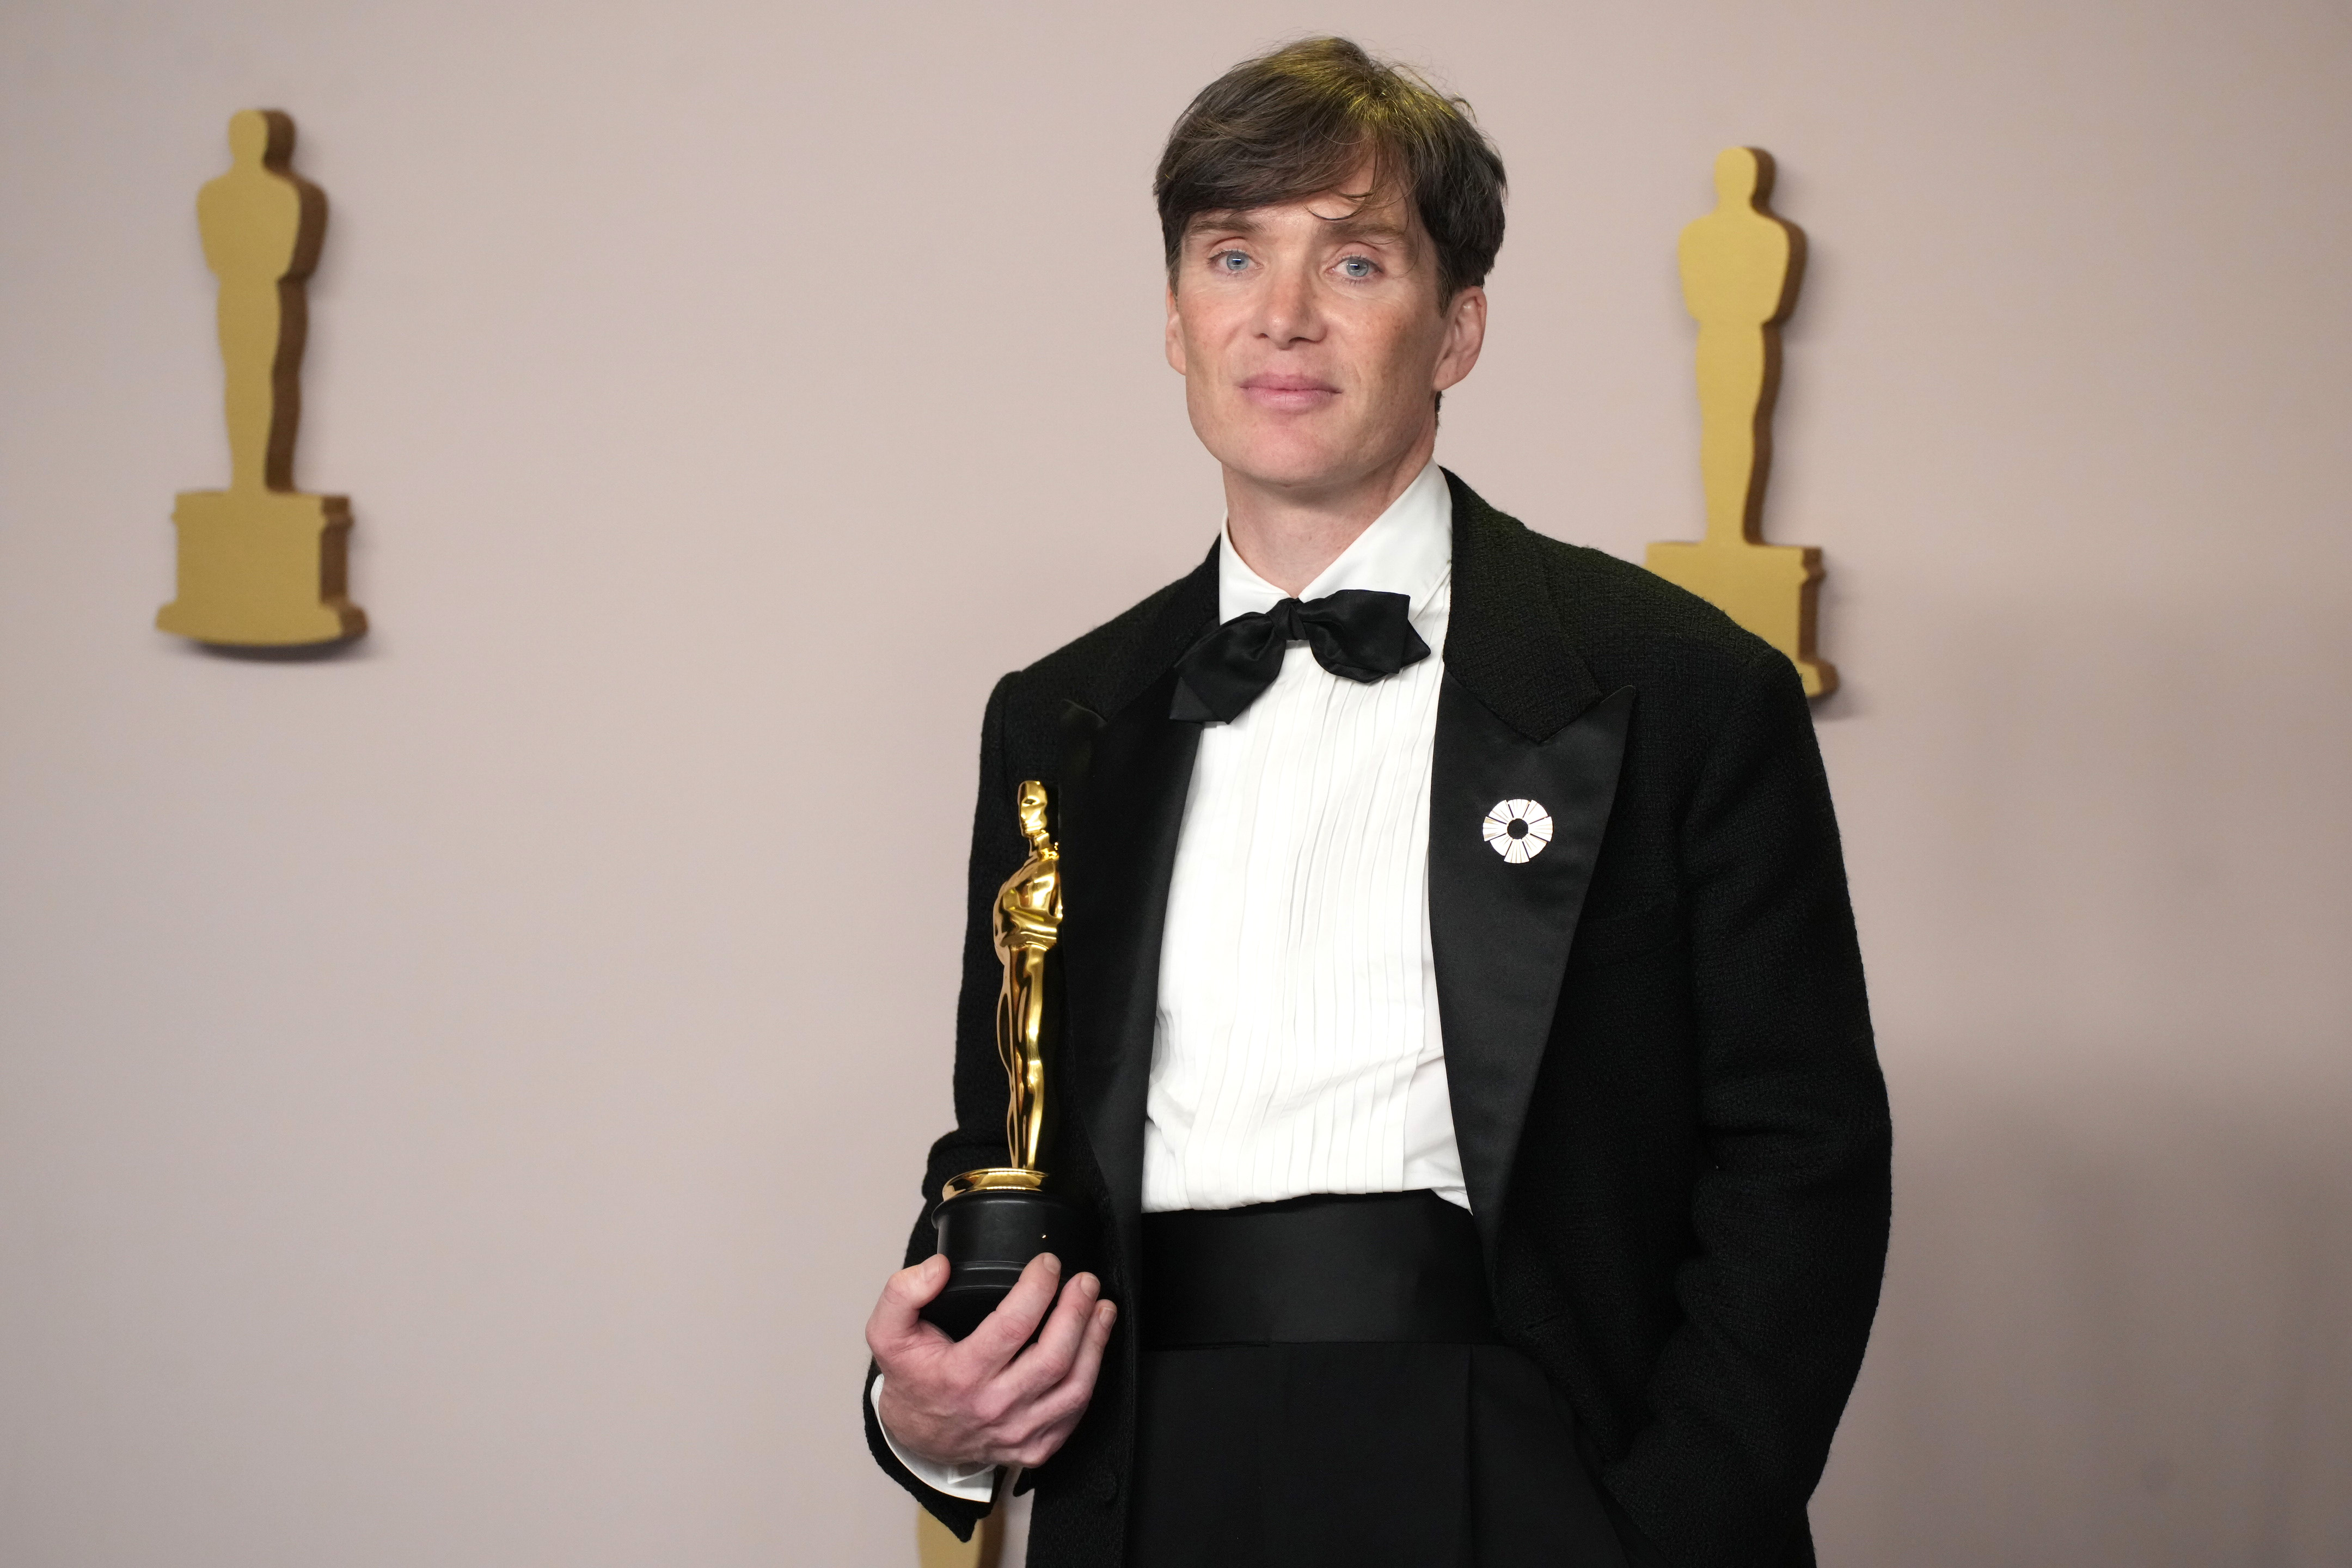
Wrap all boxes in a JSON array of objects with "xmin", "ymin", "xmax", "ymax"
[
  {"xmin": 1177, "ymin": 339, "xmax": 1238, "ymax": 434},
  {"xmin": 1178, "ymin": 325, "xmax": 1244, "ymax": 403},
  {"xmin": 1371, "ymin": 316, "xmax": 1445, "ymax": 405}
]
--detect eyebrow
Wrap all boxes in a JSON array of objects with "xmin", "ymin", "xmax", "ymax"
[
  {"xmin": 1321, "ymin": 212, "xmax": 1411, "ymax": 244},
  {"xmin": 1187, "ymin": 208, "xmax": 1413, "ymax": 246}
]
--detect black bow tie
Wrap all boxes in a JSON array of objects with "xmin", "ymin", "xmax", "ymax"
[{"xmin": 1171, "ymin": 589, "xmax": 1431, "ymax": 723}]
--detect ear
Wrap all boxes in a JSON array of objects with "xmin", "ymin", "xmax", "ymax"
[
  {"xmin": 1164, "ymin": 282, "xmax": 1187, "ymax": 376},
  {"xmin": 1432, "ymin": 285, "xmax": 1487, "ymax": 394}
]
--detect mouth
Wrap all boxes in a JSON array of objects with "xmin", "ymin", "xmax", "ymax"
[{"xmin": 1240, "ymin": 373, "xmax": 1339, "ymax": 412}]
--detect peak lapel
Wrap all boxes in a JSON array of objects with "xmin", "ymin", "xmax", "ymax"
[
  {"xmin": 1053, "ymin": 558, "xmax": 1217, "ymax": 1293},
  {"xmin": 1059, "ymin": 676, "xmax": 1198, "ymax": 1293},
  {"xmin": 1432, "ymin": 473, "xmax": 1631, "ymax": 1258}
]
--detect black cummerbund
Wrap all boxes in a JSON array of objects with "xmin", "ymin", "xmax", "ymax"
[{"xmin": 1141, "ymin": 1190, "xmax": 1499, "ymax": 1350}]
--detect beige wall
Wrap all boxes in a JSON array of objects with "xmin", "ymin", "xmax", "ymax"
[{"xmin": 2, "ymin": 1, "xmax": 2347, "ymax": 1562}]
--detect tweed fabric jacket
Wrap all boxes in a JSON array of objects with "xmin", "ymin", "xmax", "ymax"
[{"xmin": 865, "ymin": 473, "xmax": 1891, "ymax": 1568}]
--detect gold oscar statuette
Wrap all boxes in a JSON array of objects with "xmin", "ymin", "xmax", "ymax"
[
  {"xmin": 945, "ymin": 779, "xmax": 1062, "ymax": 1198},
  {"xmin": 920, "ymin": 780, "xmax": 1095, "ymax": 1340}
]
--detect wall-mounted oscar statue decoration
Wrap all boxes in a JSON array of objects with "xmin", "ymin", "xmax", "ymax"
[
  {"xmin": 157, "ymin": 109, "xmax": 366, "ymax": 648},
  {"xmin": 917, "ymin": 1504, "xmax": 1003, "ymax": 1568},
  {"xmin": 1646, "ymin": 148, "xmax": 1835, "ymax": 697}
]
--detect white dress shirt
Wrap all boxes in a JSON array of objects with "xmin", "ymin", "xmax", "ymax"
[
  {"xmin": 879, "ymin": 462, "xmax": 1465, "ymax": 1500},
  {"xmin": 1146, "ymin": 460, "xmax": 1465, "ymax": 1211}
]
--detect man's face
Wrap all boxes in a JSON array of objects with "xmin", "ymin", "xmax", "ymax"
[{"xmin": 1164, "ymin": 171, "xmax": 1486, "ymax": 498}]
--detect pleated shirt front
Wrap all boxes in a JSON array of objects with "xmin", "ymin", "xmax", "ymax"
[{"xmin": 1143, "ymin": 462, "xmax": 1466, "ymax": 1214}]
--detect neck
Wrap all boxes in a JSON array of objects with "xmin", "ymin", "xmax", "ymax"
[{"xmin": 1222, "ymin": 427, "xmax": 1437, "ymax": 596}]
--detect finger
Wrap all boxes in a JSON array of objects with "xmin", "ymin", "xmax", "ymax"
[
  {"xmin": 1002, "ymin": 1299, "xmax": 1118, "ymax": 1460},
  {"xmin": 1038, "ymin": 1297, "xmax": 1117, "ymax": 1413},
  {"xmin": 993, "ymin": 1271, "xmax": 1100, "ymax": 1405},
  {"xmin": 1009, "ymin": 1305, "xmax": 1113, "ymax": 1464},
  {"xmin": 956, "ymin": 1252, "xmax": 1062, "ymax": 1374},
  {"xmin": 865, "ymin": 1257, "xmax": 950, "ymax": 1357},
  {"xmin": 1013, "ymin": 1417, "xmax": 1080, "ymax": 1470}
]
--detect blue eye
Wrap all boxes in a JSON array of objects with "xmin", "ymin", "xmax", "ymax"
[
  {"xmin": 1215, "ymin": 250, "xmax": 1250, "ymax": 273},
  {"xmin": 1339, "ymin": 256, "xmax": 1376, "ymax": 279}
]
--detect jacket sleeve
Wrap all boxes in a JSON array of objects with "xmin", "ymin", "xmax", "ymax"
[
  {"xmin": 862, "ymin": 673, "xmax": 1032, "ymax": 1540},
  {"xmin": 1604, "ymin": 648, "xmax": 1892, "ymax": 1568}
]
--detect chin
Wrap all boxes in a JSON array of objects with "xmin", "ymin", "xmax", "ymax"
[{"xmin": 1208, "ymin": 423, "xmax": 1363, "ymax": 493}]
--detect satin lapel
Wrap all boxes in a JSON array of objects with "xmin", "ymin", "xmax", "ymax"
[
  {"xmin": 1429, "ymin": 680, "xmax": 1632, "ymax": 1256},
  {"xmin": 1057, "ymin": 669, "xmax": 1199, "ymax": 1289},
  {"xmin": 1431, "ymin": 470, "xmax": 1629, "ymax": 1257}
]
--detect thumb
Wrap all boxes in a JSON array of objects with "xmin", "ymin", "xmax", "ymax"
[
  {"xmin": 902, "ymin": 1253, "xmax": 950, "ymax": 1305},
  {"xmin": 871, "ymin": 1256, "xmax": 950, "ymax": 1344}
]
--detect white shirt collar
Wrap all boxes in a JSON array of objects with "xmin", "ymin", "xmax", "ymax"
[{"xmin": 1216, "ymin": 461, "xmax": 1454, "ymax": 626}]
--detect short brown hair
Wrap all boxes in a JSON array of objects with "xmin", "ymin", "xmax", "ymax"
[{"xmin": 1154, "ymin": 37, "xmax": 1507, "ymax": 305}]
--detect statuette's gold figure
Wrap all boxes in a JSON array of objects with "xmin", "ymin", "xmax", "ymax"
[
  {"xmin": 995, "ymin": 781, "xmax": 1063, "ymax": 1171},
  {"xmin": 157, "ymin": 109, "xmax": 366, "ymax": 647},
  {"xmin": 945, "ymin": 780, "xmax": 1063, "ymax": 1199},
  {"xmin": 1646, "ymin": 148, "xmax": 1835, "ymax": 696}
]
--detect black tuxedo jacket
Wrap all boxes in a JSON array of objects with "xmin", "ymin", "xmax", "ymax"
[{"xmin": 867, "ymin": 473, "xmax": 1891, "ymax": 1568}]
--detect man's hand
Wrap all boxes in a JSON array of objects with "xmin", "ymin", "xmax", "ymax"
[{"xmin": 867, "ymin": 1252, "xmax": 1117, "ymax": 1469}]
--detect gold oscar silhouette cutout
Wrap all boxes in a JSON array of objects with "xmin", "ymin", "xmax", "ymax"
[
  {"xmin": 1645, "ymin": 148, "xmax": 1835, "ymax": 697},
  {"xmin": 157, "ymin": 109, "xmax": 366, "ymax": 647},
  {"xmin": 916, "ymin": 1505, "xmax": 1003, "ymax": 1568},
  {"xmin": 946, "ymin": 780, "xmax": 1062, "ymax": 1198}
]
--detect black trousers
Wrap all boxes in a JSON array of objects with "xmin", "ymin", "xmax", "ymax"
[{"xmin": 1124, "ymin": 1193, "xmax": 1637, "ymax": 1568}]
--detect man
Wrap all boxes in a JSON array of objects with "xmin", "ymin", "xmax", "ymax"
[{"xmin": 863, "ymin": 37, "xmax": 1889, "ymax": 1568}]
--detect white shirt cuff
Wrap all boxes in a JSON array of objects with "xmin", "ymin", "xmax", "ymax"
[{"xmin": 870, "ymin": 1374, "xmax": 999, "ymax": 1504}]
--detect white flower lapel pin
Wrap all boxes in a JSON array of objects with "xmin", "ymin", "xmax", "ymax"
[{"xmin": 1483, "ymin": 798, "xmax": 1554, "ymax": 863}]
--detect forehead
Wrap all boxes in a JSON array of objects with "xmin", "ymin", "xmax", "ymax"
[{"xmin": 1181, "ymin": 181, "xmax": 1422, "ymax": 242}]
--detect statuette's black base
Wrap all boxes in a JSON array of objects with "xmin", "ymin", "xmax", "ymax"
[{"xmin": 921, "ymin": 1186, "xmax": 1097, "ymax": 1340}]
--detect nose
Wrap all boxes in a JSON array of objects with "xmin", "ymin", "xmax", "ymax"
[{"xmin": 1252, "ymin": 255, "xmax": 1324, "ymax": 347}]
